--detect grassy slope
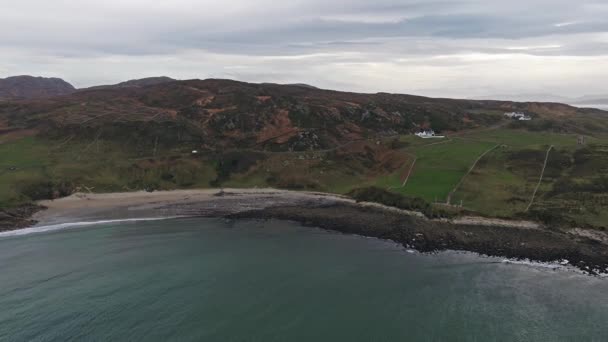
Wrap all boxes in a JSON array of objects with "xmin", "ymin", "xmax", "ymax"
[
  {"xmin": 396, "ymin": 139, "xmax": 496, "ymax": 202},
  {"xmin": 448, "ymin": 129, "xmax": 608, "ymax": 225},
  {"xmin": 0, "ymin": 137, "xmax": 217, "ymax": 206},
  {"xmin": 2, "ymin": 127, "xmax": 608, "ymax": 229},
  {"xmin": 0, "ymin": 137, "xmax": 50, "ymax": 205}
]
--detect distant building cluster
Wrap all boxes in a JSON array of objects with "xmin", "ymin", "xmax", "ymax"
[
  {"xmin": 415, "ymin": 129, "xmax": 445, "ymax": 139},
  {"xmin": 504, "ymin": 112, "xmax": 532, "ymax": 121}
]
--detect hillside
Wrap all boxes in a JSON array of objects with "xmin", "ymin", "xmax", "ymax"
[
  {"xmin": 2, "ymin": 78, "xmax": 608, "ymax": 230},
  {"xmin": 0, "ymin": 76, "xmax": 75, "ymax": 100},
  {"xmin": 83, "ymin": 76, "xmax": 177, "ymax": 91}
]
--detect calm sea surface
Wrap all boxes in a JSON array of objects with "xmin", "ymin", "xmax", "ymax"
[{"xmin": 1, "ymin": 218, "xmax": 607, "ymax": 341}]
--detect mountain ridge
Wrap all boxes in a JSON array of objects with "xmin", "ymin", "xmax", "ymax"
[
  {"xmin": 3, "ymin": 77, "xmax": 604, "ymax": 153},
  {"xmin": 81, "ymin": 76, "xmax": 177, "ymax": 91},
  {"xmin": 0, "ymin": 75, "xmax": 75, "ymax": 100}
]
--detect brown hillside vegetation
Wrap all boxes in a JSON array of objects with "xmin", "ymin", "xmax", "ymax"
[{"xmin": 1, "ymin": 78, "xmax": 605, "ymax": 152}]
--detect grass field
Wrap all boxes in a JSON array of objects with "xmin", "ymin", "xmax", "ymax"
[
  {"xmin": 392, "ymin": 138, "xmax": 496, "ymax": 202},
  {"xmin": 448, "ymin": 130, "xmax": 608, "ymax": 220},
  {"xmin": 450, "ymin": 147, "xmax": 540, "ymax": 217},
  {"xmin": 463, "ymin": 129, "xmax": 588, "ymax": 148},
  {"xmin": 385, "ymin": 129, "xmax": 598, "ymax": 215}
]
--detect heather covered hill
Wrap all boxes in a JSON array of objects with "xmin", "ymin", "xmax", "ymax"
[
  {"xmin": 0, "ymin": 76, "xmax": 75, "ymax": 100},
  {"xmin": 2, "ymin": 78, "xmax": 605, "ymax": 152},
  {"xmin": 83, "ymin": 76, "xmax": 177, "ymax": 91}
]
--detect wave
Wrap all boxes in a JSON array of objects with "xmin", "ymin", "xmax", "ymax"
[
  {"xmin": 501, "ymin": 258, "xmax": 608, "ymax": 278},
  {"xmin": 501, "ymin": 258, "xmax": 567, "ymax": 270},
  {"xmin": 0, "ymin": 217, "xmax": 183, "ymax": 238}
]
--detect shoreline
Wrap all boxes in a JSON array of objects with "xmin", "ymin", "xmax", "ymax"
[{"xmin": 5, "ymin": 188, "xmax": 608, "ymax": 275}]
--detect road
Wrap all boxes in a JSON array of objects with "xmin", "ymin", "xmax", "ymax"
[{"xmin": 526, "ymin": 145, "xmax": 554, "ymax": 212}]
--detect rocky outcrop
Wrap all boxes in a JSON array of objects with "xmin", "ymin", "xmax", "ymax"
[{"xmin": 0, "ymin": 204, "xmax": 43, "ymax": 231}]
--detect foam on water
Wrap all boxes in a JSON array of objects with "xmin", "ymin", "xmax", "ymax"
[
  {"xmin": 0, "ymin": 217, "xmax": 183, "ymax": 238},
  {"xmin": 501, "ymin": 258, "xmax": 608, "ymax": 277}
]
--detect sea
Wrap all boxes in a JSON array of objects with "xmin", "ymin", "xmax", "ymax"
[{"xmin": 1, "ymin": 218, "xmax": 607, "ymax": 341}]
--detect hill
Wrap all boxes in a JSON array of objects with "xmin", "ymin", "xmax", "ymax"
[
  {"xmin": 83, "ymin": 76, "xmax": 176, "ymax": 91},
  {"xmin": 0, "ymin": 76, "xmax": 75, "ymax": 100},
  {"xmin": 2, "ymin": 78, "xmax": 608, "ymax": 230},
  {"xmin": 3, "ymin": 78, "xmax": 604, "ymax": 149},
  {"xmin": 475, "ymin": 93, "xmax": 608, "ymax": 111}
]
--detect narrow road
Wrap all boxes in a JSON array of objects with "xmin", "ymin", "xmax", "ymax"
[
  {"xmin": 446, "ymin": 144, "xmax": 500, "ymax": 205},
  {"xmin": 401, "ymin": 157, "xmax": 417, "ymax": 187},
  {"xmin": 389, "ymin": 156, "xmax": 417, "ymax": 190},
  {"xmin": 525, "ymin": 145, "xmax": 554, "ymax": 212}
]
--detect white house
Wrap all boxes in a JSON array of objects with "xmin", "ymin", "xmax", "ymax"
[
  {"xmin": 504, "ymin": 112, "xmax": 525, "ymax": 118},
  {"xmin": 415, "ymin": 130, "xmax": 445, "ymax": 139},
  {"xmin": 505, "ymin": 112, "xmax": 532, "ymax": 121}
]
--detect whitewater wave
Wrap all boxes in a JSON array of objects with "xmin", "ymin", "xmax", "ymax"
[
  {"xmin": 502, "ymin": 258, "xmax": 567, "ymax": 270},
  {"xmin": 501, "ymin": 258, "xmax": 608, "ymax": 277},
  {"xmin": 0, "ymin": 217, "xmax": 183, "ymax": 238}
]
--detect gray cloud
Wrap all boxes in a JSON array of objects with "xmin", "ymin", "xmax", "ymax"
[{"xmin": 1, "ymin": 0, "xmax": 607, "ymax": 98}]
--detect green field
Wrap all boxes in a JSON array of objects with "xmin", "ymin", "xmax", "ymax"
[
  {"xmin": 394, "ymin": 138, "xmax": 496, "ymax": 202},
  {"xmin": 450, "ymin": 147, "xmax": 541, "ymax": 217},
  {"xmin": 385, "ymin": 129, "xmax": 603, "ymax": 218},
  {"xmin": 463, "ymin": 129, "xmax": 586, "ymax": 148}
]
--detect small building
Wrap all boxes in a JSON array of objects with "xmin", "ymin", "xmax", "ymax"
[
  {"xmin": 505, "ymin": 112, "xmax": 532, "ymax": 121},
  {"xmin": 415, "ymin": 130, "xmax": 445, "ymax": 139},
  {"xmin": 504, "ymin": 112, "xmax": 525, "ymax": 119}
]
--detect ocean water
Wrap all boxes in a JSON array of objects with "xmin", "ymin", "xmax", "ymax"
[{"xmin": 1, "ymin": 218, "xmax": 607, "ymax": 341}]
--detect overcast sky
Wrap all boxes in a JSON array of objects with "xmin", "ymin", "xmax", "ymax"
[{"xmin": 1, "ymin": 0, "xmax": 607, "ymax": 99}]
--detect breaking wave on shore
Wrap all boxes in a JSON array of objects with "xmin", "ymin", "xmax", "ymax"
[{"xmin": 0, "ymin": 217, "xmax": 183, "ymax": 238}]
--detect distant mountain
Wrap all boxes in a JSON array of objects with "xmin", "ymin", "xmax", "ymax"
[
  {"xmin": 471, "ymin": 93, "xmax": 572, "ymax": 103},
  {"xmin": 83, "ymin": 77, "xmax": 176, "ymax": 91},
  {"xmin": 570, "ymin": 95, "xmax": 608, "ymax": 107},
  {"xmin": 0, "ymin": 75, "xmax": 75, "ymax": 100},
  {"xmin": 473, "ymin": 93, "xmax": 608, "ymax": 110}
]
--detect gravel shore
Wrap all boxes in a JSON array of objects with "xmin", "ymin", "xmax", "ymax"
[{"xmin": 12, "ymin": 188, "xmax": 608, "ymax": 275}]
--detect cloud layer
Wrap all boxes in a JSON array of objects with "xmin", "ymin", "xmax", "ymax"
[{"xmin": 2, "ymin": 0, "xmax": 607, "ymax": 98}]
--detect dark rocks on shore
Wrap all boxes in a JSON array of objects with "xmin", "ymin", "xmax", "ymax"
[
  {"xmin": 0, "ymin": 204, "xmax": 43, "ymax": 232},
  {"xmin": 228, "ymin": 203, "xmax": 608, "ymax": 275}
]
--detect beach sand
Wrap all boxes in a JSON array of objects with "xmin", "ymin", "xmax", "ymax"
[{"xmin": 33, "ymin": 188, "xmax": 352, "ymax": 226}]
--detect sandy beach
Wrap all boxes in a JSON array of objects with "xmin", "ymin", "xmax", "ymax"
[
  {"xmin": 34, "ymin": 188, "xmax": 542, "ymax": 229},
  {"xmin": 33, "ymin": 188, "xmax": 352, "ymax": 226}
]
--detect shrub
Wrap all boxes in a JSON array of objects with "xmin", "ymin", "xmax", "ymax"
[
  {"xmin": 18, "ymin": 180, "xmax": 74, "ymax": 201},
  {"xmin": 347, "ymin": 187, "xmax": 456, "ymax": 219}
]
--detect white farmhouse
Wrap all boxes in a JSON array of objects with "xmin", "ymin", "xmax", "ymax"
[
  {"xmin": 415, "ymin": 130, "xmax": 445, "ymax": 139},
  {"xmin": 504, "ymin": 112, "xmax": 525, "ymax": 118},
  {"xmin": 505, "ymin": 112, "xmax": 532, "ymax": 121}
]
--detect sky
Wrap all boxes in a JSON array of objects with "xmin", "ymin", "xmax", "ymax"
[{"xmin": 1, "ymin": 0, "xmax": 608, "ymax": 99}]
